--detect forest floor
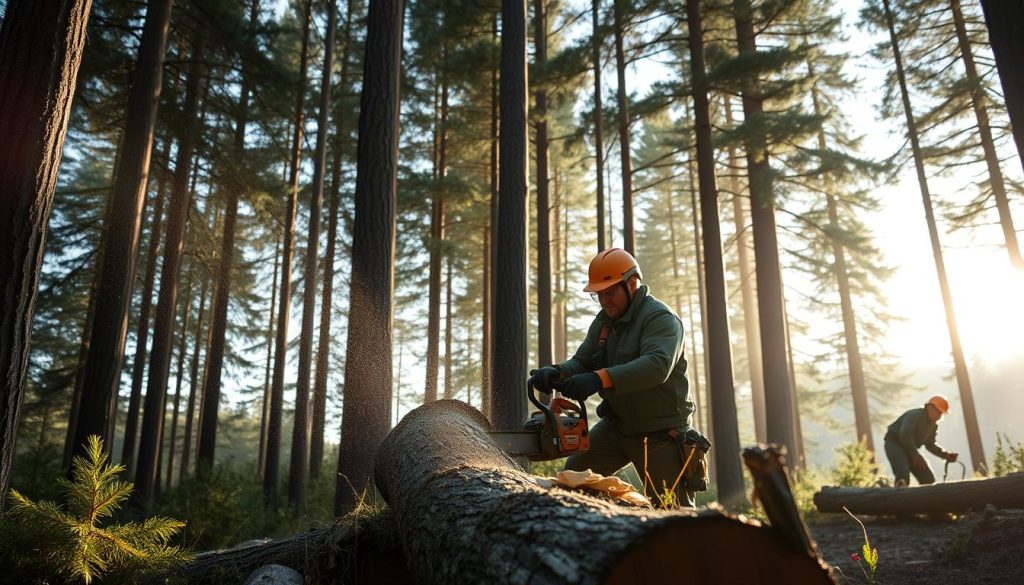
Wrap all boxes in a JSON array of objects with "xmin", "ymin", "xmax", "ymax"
[{"xmin": 809, "ymin": 507, "xmax": 1024, "ymax": 584}]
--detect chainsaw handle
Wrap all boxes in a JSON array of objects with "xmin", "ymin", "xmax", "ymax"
[{"xmin": 526, "ymin": 379, "xmax": 589, "ymax": 438}]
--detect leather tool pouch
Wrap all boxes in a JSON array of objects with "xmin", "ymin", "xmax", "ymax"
[{"xmin": 669, "ymin": 428, "xmax": 711, "ymax": 492}]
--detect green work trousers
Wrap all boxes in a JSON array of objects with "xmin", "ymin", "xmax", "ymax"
[
  {"xmin": 564, "ymin": 418, "xmax": 696, "ymax": 508},
  {"xmin": 884, "ymin": 439, "xmax": 935, "ymax": 486}
]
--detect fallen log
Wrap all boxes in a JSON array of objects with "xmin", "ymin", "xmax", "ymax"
[
  {"xmin": 374, "ymin": 399, "xmax": 835, "ymax": 584},
  {"xmin": 814, "ymin": 472, "xmax": 1024, "ymax": 515},
  {"xmin": 175, "ymin": 511, "xmax": 409, "ymax": 584}
]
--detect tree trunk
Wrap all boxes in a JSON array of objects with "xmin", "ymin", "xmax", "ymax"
[
  {"xmin": 63, "ymin": 270, "xmax": 98, "ymax": 471},
  {"xmin": 685, "ymin": 0, "xmax": 746, "ymax": 509},
  {"xmin": 199, "ymin": 0, "xmax": 258, "ymax": 475},
  {"xmin": 334, "ymin": 0, "xmax": 403, "ymax": 515},
  {"xmin": 374, "ymin": 400, "xmax": 835, "ymax": 584},
  {"xmin": 443, "ymin": 256, "xmax": 454, "ymax": 399},
  {"xmin": 265, "ymin": 0, "xmax": 314, "ymax": 510},
  {"xmin": 535, "ymin": 0, "xmax": 553, "ymax": 369},
  {"xmin": 122, "ymin": 156, "xmax": 168, "ymax": 474},
  {"xmin": 733, "ymin": 0, "xmax": 798, "ymax": 457},
  {"xmin": 492, "ymin": 0, "xmax": 529, "ymax": 434},
  {"xmin": 949, "ymin": 0, "xmax": 1022, "ymax": 269},
  {"xmin": 814, "ymin": 473, "xmax": 1024, "ymax": 515},
  {"xmin": 882, "ymin": 0, "xmax": 986, "ymax": 474},
  {"xmin": 0, "ymin": 0, "xmax": 92, "ymax": 507},
  {"xmin": 686, "ymin": 149, "xmax": 713, "ymax": 465},
  {"xmin": 180, "ymin": 267, "xmax": 209, "ymax": 479},
  {"xmin": 807, "ymin": 78, "xmax": 873, "ymax": 452},
  {"xmin": 482, "ymin": 12, "xmax": 499, "ymax": 420},
  {"xmin": 165, "ymin": 269, "xmax": 193, "ymax": 490},
  {"xmin": 289, "ymin": 0, "xmax": 337, "ymax": 512},
  {"xmin": 553, "ymin": 166, "xmax": 566, "ymax": 363},
  {"xmin": 73, "ymin": 0, "xmax": 174, "ymax": 460},
  {"xmin": 177, "ymin": 512, "xmax": 409, "ymax": 585},
  {"xmin": 133, "ymin": 33, "xmax": 205, "ymax": 511},
  {"xmin": 425, "ymin": 56, "xmax": 449, "ymax": 404},
  {"xmin": 312, "ymin": 0, "xmax": 356, "ymax": 480},
  {"xmin": 258, "ymin": 235, "xmax": 280, "ymax": 479},
  {"xmin": 593, "ymin": 0, "xmax": 606, "ymax": 251},
  {"xmin": 723, "ymin": 94, "xmax": 766, "ymax": 445},
  {"xmin": 978, "ymin": 0, "xmax": 1024, "ymax": 178},
  {"xmin": 612, "ymin": 0, "xmax": 634, "ymax": 254}
]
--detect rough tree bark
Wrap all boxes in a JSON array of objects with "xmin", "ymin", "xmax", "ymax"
[
  {"xmin": 492, "ymin": 0, "xmax": 529, "ymax": 433},
  {"xmin": 0, "ymin": 0, "xmax": 92, "ymax": 508},
  {"xmin": 73, "ymin": 0, "xmax": 174, "ymax": 459},
  {"xmin": 815, "ymin": 472, "xmax": 1024, "ymax": 515},
  {"xmin": 334, "ymin": 0, "xmax": 403, "ymax": 515},
  {"xmin": 685, "ymin": 0, "xmax": 746, "ymax": 509},
  {"xmin": 482, "ymin": 12, "xmax": 499, "ymax": 419},
  {"xmin": 374, "ymin": 400, "xmax": 834, "ymax": 584}
]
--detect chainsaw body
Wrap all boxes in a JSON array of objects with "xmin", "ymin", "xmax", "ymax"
[{"xmin": 522, "ymin": 382, "xmax": 590, "ymax": 461}]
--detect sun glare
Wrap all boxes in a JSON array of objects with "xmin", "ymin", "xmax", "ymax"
[{"xmin": 949, "ymin": 255, "xmax": 1024, "ymax": 366}]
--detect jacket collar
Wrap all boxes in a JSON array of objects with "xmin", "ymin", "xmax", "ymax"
[{"xmin": 599, "ymin": 283, "xmax": 650, "ymax": 326}]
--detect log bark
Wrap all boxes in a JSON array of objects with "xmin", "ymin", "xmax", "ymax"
[
  {"xmin": 814, "ymin": 472, "xmax": 1024, "ymax": 515},
  {"xmin": 375, "ymin": 400, "xmax": 834, "ymax": 584},
  {"xmin": 177, "ymin": 512, "xmax": 409, "ymax": 585}
]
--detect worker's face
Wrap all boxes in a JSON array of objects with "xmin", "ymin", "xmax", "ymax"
[
  {"xmin": 926, "ymin": 404, "xmax": 943, "ymax": 422},
  {"xmin": 595, "ymin": 277, "xmax": 638, "ymax": 320}
]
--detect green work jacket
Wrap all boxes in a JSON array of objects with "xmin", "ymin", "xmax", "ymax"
[
  {"xmin": 884, "ymin": 407, "xmax": 951, "ymax": 459},
  {"xmin": 556, "ymin": 284, "xmax": 692, "ymax": 436}
]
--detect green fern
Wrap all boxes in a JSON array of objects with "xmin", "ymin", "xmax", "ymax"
[{"xmin": 1, "ymin": 435, "xmax": 191, "ymax": 584}]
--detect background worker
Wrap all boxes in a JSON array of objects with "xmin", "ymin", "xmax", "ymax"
[
  {"xmin": 529, "ymin": 248, "xmax": 697, "ymax": 507},
  {"xmin": 884, "ymin": 395, "xmax": 959, "ymax": 487}
]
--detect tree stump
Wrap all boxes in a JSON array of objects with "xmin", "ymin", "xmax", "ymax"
[
  {"xmin": 374, "ymin": 399, "xmax": 834, "ymax": 584},
  {"xmin": 814, "ymin": 472, "xmax": 1024, "ymax": 515}
]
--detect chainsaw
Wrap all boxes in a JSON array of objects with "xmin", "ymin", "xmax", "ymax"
[{"xmin": 488, "ymin": 380, "xmax": 590, "ymax": 461}]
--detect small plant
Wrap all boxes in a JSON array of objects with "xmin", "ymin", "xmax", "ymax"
[
  {"xmin": 0, "ymin": 435, "xmax": 191, "ymax": 584},
  {"xmin": 831, "ymin": 439, "xmax": 879, "ymax": 487},
  {"xmin": 991, "ymin": 433, "xmax": 1024, "ymax": 477},
  {"xmin": 844, "ymin": 506, "xmax": 879, "ymax": 585}
]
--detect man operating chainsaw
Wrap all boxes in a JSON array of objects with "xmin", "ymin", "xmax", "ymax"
[
  {"xmin": 884, "ymin": 395, "xmax": 958, "ymax": 487},
  {"xmin": 529, "ymin": 248, "xmax": 704, "ymax": 508}
]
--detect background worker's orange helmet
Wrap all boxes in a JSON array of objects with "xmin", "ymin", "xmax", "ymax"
[
  {"xmin": 583, "ymin": 248, "xmax": 643, "ymax": 293},
  {"xmin": 926, "ymin": 394, "xmax": 950, "ymax": 415}
]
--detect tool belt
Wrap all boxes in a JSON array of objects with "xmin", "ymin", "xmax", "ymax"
[{"xmin": 662, "ymin": 428, "xmax": 711, "ymax": 492}]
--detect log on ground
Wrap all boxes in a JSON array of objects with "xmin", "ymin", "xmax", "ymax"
[
  {"xmin": 814, "ymin": 472, "xmax": 1024, "ymax": 515},
  {"xmin": 176, "ymin": 511, "xmax": 409, "ymax": 584},
  {"xmin": 374, "ymin": 399, "xmax": 835, "ymax": 584}
]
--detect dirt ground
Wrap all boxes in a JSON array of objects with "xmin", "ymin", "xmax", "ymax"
[{"xmin": 809, "ymin": 508, "xmax": 1024, "ymax": 584}]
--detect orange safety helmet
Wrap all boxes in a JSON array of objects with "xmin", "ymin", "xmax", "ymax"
[
  {"xmin": 926, "ymin": 394, "xmax": 950, "ymax": 415},
  {"xmin": 583, "ymin": 248, "xmax": 643, "ymax": 293}
]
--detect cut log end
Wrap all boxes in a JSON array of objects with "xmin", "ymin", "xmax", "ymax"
[{"xmin": 603, "ymin": 513, "xmax": 834, "ymax": 584}]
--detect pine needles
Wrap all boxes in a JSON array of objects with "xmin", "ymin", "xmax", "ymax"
[{"xmin": 0, "ymin": 436, "xmax": 191, "ymax": 584}]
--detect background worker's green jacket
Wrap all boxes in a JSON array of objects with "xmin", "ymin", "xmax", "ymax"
[
  {"xmin": 556, "ymin": 285, "xmax": 693, "ymax": 436},
  {"xmin": 884, "ymin": 407, "xmax": 952, "ymax": 459}
]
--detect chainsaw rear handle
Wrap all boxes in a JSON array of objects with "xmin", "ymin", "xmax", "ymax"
[{"xmin": 527, "ymin": 379, "xmax": 589, "ymax": 436}]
